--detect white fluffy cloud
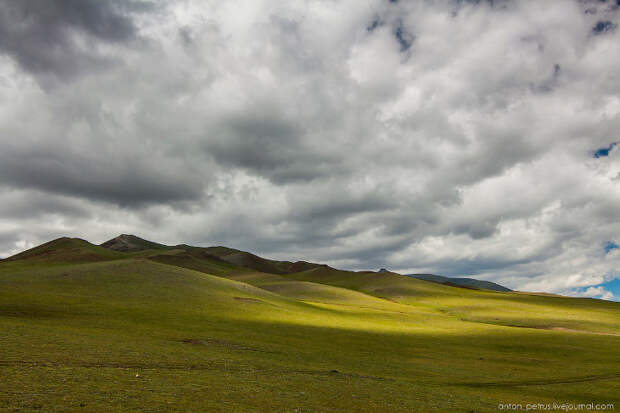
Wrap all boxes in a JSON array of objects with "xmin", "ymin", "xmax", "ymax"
[{"xmin": 1, "ymin": 0, "xmax": 620, "ymax": 299}]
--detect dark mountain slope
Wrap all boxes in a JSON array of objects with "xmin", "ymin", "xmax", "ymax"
[
  {"xmin": 147, "ymin": 248, "xmax": 249, "ymax": 276},
  {"xmin": 100, "ymin": 234, "xmax": 169, "ymax": 252},
  {"xmin": 98, "ymin": 236, "xmax": 324, "ymax": 275},
  {"xmin": 203, "ymin": 246, "xmax": 323, "ymax": 274},
  {"xmin": 407, "ymin": 273, "xmax": 511, "ymax": 292}
]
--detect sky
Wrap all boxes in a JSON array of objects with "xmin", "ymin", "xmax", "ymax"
[{"xmin": 0, "ymin": 0, "xmax": 619, "ymax": 300}]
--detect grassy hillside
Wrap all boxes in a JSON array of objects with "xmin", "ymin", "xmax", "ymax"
[
  {"xmin": 2, "ymin": 237, "xmax": 125, "ymax": 264},
  {"xmin": 0, "ymin": 238, "xmax": 618, "ymax": 412},
  {"xmin": 287, "ymin": 266, "xmax": 620, "ymax": 334}
]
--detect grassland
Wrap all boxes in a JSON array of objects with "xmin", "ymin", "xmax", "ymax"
[{"xmin": 0, "ymin": 238, "xmax": 618, "ymax": 412}]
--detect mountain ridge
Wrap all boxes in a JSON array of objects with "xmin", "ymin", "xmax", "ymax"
[
  {"xmin": 4, "ymin": 237, "xmax": 124, "ymax": 263},
  {"xmin": 406, "ymin": 273, "xmax": 512, "ymax": 292},
  {"xmin": 100, "ymin": 234, "xmax": 170, "ymax": 252},
  {"xmin": 2, "ymin": 234, "xmax": 516, "ymax": 295}
]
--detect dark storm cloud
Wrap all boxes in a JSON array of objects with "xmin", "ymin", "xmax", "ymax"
[
  {"xmin": 452, "ymin": 221, "xmax": 498, "ymax": 239},
  {"xmin": 0, "ymin": 0, "xmax": 153, "ymax": 82},
  {"xmin": 0, "ymin": 189, "xmax": 91, "ymax": 220},
  {"xmin": 289, "ymin": 190, "xmax": 396, "ymax": 224},
  {"xmin": 206, "ymin": 115, "xmax": 345, "ymax": 184},
  {"xmin": 0, "ymin": 232, "xmax": 19, "ymax": 248},
  {"xmin": 421, "ymin": 257, "xmax": 534, "ymax": 278},
  {"xmin": 329, "ymin": 238, "xmax": 414, "ymax": 269},
  {"xmin": 0, "ymin": 144, "xmax": 204, "ymax": 207}
]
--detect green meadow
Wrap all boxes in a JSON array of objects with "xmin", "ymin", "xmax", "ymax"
[{"xmin": 0, "ymin": 237, "xmax": 618, "ymax": 412}]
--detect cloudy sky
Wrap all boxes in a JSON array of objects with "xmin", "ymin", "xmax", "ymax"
[{"xmin": 1, "ymin": 0, "xmax": 619, "ymax": 300}]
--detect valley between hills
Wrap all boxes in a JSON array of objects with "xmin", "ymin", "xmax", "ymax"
[{"xmin": 0, "ymin": 234, "xmax": 618, "ymax": 412}]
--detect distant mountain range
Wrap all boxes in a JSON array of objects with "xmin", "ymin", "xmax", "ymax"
[
  {"xmin": 2, "ymin": 234, "xmax": 511, "ymax": 292},
  {"xmin": 100, "ymin": 234, "xmax": 328, "ymax": 275},
  {"xmin": 406, "ymin": 274, "xmax": 512, "ymax": 292}
]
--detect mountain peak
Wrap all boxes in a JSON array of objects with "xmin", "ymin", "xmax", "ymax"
[
  {"xmin": 4, "ymin": 237, "xmax": 121, "ymax": 263},
  {"xmin": 100, "ymin": 234, "xmax": 168, "ymax": 252}
]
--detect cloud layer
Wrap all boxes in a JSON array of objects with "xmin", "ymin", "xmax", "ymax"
[{"xmin": 1, "ymin": 0, "xmax": 620, "ymax": 300}]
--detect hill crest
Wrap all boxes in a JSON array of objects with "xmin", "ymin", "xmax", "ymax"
[
  {"xmin": 5, "ymin": 234, "xmax": 511, "ymax": 294},
  {"xmin": 100, "ymin": 234, "xmax": 169, "ymax": 252},
  {"xmin": 406, "ymin": 273, "xmax": 511, "ymax": 292},
  {"xmin": 4, "ymin": 237, "xmax": 123, "ymax": 263}
]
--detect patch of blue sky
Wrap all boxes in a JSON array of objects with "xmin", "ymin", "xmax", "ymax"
[
  {"xmin": 604, "ymin": 241, "xmax": 619, "ymax": 254},
  {"xmin": 593, "ymin": 142, "xmax": 617, "ymax": 158},
  {"xmin": 596, "ymin": 278, "xmax": 620, "ymax": 301}
]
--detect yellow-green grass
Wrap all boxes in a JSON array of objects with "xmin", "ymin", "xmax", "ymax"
[
  {"xmin": 0, "ymin": 255, "xmax": 618, "ymax": 412},
  {"xmin": 1, "ymin": 238, "xmax": 126, "ymax": 264},
  {"xmin": 287, "ymin": 267, "xmax": 620, "ymax": 334}
]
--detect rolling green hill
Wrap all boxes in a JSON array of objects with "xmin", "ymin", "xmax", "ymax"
[
  {"xmin": 3, "ymin": 237, "xmax": 125, "ymax": 264},
  {"xmin": 0, "ymin": 236, "xmax": 618, "ymax": 412}
]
